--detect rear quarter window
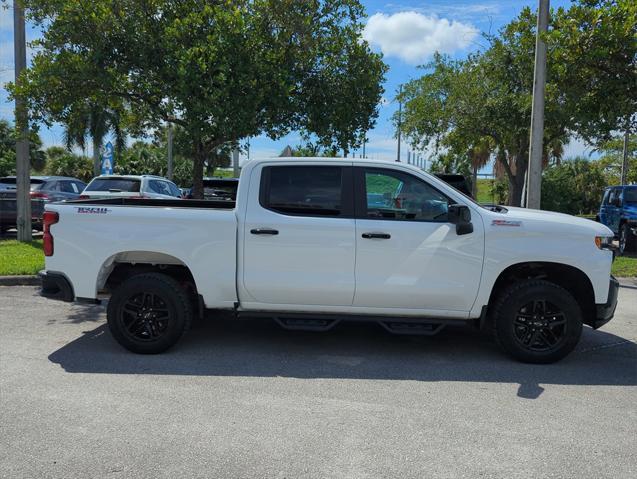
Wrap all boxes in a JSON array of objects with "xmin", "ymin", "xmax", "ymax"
[{"xmin": 86, "ymin": 178, "xmax": 141, "ymax": 192}]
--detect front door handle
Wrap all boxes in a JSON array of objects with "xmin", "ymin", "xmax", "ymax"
[
  {"xmin": 362, "ymin": 232, "xmax": 391, "ymax": 239},
  {"xmin": 250, "ymin": 228, "xmax": 279, "ymax": 235}
]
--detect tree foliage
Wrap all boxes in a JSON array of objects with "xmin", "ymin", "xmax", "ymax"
[
  {"xmin": 595, "ymin": 135, "xmax": 637, "ymax": 184},
  {"xmin": 398, "ymin": 0, "xmax": 636, "ymax": 206},
  {"xmin": 0, "ymin": 119, "xmax": 46, "ymax": 176},
  {"xmin": 114, "ymin": 141, "xmax": 195, "ymax": 187},
  {"xmin": 550, "ymin": 0, "xmax": 637, "ymax": 141},
  {"xmin": 43, "ymin": 146, "xmax": 93, "ymax": 182},
  {"xmin": 541, "ymin": 157, "xmax": 608, "ymax": 215},
  {"xmin": 12, "ymin": 0, "xmax": 386, "ymax": 197}
]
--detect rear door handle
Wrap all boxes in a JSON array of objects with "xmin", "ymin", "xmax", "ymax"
[
  {"xmin": 250, "ymin": 228, "xmax": 279, "ymax": 235},
  {"xmin": 362, "ymin": 232, "xmax": 391, "ymax": 239}
]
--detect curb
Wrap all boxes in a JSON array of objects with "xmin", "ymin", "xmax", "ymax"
[{"xmin": 0, "ymin": 275, "xmax": 40, "ymax": 286}]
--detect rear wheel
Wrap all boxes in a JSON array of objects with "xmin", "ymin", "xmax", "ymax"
[
  {"xmin": 107, "ymin": 273, "xmax": 193, "ymax": 354},
  {"xmin": 492, "ymin": 280, "xmax": 582, "ymax": 363}
]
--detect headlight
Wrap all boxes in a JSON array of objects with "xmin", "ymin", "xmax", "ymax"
[{"xmin": 595, "ymin": 236, "xmax": 614, "ymax": 250}]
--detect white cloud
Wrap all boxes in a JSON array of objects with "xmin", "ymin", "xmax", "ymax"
[{"xmin": 363, "ymin": 12, "xmax": 478, "ymax": 65}]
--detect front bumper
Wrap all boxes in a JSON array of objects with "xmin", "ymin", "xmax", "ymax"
[
  {"xmin": 39, "ymin": 270, "xmax": 74, "ymax": 302},
  {"xmin": 593, "ymin": 276, "xmax": 619, "ymax": 329}
]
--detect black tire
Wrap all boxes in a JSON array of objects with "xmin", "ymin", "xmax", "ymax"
[
  {"xmin": 620, "ymin": 223, "xmax": 635, "ymax": 254},
  {"xmin": 492, "ymin": 280, "xmax": 582, "ymax": 364},
  {"xmin": 107, "ymin": 273, "xmax": 193, "ymax": 354}
]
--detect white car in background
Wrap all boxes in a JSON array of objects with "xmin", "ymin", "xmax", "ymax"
[{"xmin": 80, "ymin": 175, "xmax": 182, "ymax": 199}]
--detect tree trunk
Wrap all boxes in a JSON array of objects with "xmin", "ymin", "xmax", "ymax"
[
  {"xmin": 508, "ymin": 174, "xmax": 525, "ymax": 207},
  {"xmin": 92, "ymin": 137, "xmax": 101, "ymax": 177},
  {"xmin": 191, "ymin": 143, "xmax": 205, "ymax": 199},
  {"xmin": 472, "ymin": 162, "xmax": 478, "ymax": 199}
]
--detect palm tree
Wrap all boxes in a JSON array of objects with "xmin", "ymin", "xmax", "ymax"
[
  {"xmin": 63, "ymin": 104, "xmax": 125, "ymax": 176},
  {"xmin": 468, "ymin": 137, "xmax": 493, "ymax": 198}
]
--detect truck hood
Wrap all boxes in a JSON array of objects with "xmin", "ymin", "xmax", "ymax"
[{"xmin": 501, "ymin": 206, "xmax": 613, "ymax": 236}]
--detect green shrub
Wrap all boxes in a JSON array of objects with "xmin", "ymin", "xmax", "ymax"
[{"xmin": 541, "ymin": 158, "xmax": 607, "ymax": 215}]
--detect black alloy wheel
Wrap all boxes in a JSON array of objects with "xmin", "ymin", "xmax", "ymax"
[
  {"xmin": 107, "ymin": 273, "xmax": 193, "ymax": 354},
  {"xmin": 513, "ymin": 299, "xmax": 567, "ymax": 353},
  {"xmin": 119, "ymin": 291, "xmax": 171, "ymax": 342},
  {"xmin": 492, "ymin": 280, "xmax": 583, "ymax": 363}
]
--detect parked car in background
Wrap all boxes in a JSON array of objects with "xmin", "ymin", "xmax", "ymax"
[
  {"xmin": 80, "ymin": 175, "xmax": 182, "ymax": 200},
  {"xmin": 434, "ymin": 174, "xmax": 472, "ymax": 198},
  {"xmin": 0, "ymin": 176, "xmax": 86, "ymax": 233},
  {"xmin": 185, "ymin": 177, "xmax": 238, "ymax": 201},
  {"xmin": 596, "ymin": 185, "xmax": 637, "ymax": 254}
]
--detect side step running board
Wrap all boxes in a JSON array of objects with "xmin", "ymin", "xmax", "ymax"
[
  {"xmin": 273, "ymin": 317, "xmax": 340, "ymax": 332},
  {"xmin": 378, "ymin": 321, "xmax": 445, "ymax": 336}
]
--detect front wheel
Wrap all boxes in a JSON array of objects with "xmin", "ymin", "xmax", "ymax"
[
  {"xmin": 619, "ymin": 223, "xmax": 635, "ymax": 255},
  {"xmin": 492, "ymin": 280, "xmax": 582, "ymax": 364},
  {"xmin": 107, "ymin": 273, "xmax": 193, "ymax": 354}
]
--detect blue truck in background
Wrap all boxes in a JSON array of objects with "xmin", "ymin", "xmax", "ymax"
[{"xmin": 597, "ymin": 185, "xmax": 637, "ymax": 255}]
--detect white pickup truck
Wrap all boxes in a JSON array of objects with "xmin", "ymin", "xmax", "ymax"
[{"xmin": 39, "ymin": 157, "xmax": 619, "ymax": 363}]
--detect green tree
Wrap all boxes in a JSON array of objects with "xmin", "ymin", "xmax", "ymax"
[
  {"xmin": 398, "ymin": 1, "xmax": 635, "ymax": 206},
  {"xmin": 13, "ymin": 0, "xmax": 386, "ymax": 198},
  {"xmin": 541, "ymin": 157, "xmax": 608, "ymax": 215},
  {"xmin": 62, "ymin": 103, "xmax": 126, "ymax": 176},
  {"xmin": 43, "ymin": 146, "xmax": 93, "ymax": 182},
  {"xmin": 0, "ymin": 119, "xmax": 46, "ymax": 176},
  {"xmin": 595, "ymin": 135, "xmax": 637, "ymax": 184},
  {"xmin": 550, "ymin": 0, "xmax": 637, "ymax": 143}
]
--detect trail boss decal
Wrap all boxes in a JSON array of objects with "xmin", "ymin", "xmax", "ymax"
[
  {"xmin": 491, "ymin": 219, "xmax": 522, "ymax": 227},
  {"xmin": 75, "ymin": 207, "xmax": 111, "ymax": 214}
]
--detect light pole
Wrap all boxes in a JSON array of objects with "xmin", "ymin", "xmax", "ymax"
[
  {"xmin": 526, "ymin": 0, "xmax": 549, "ymax": 209},
  {"xmin": 14, "ymin": 0, "xmax": 31, "ymax": 242},
  {"xmin": 166, "ymin": 123, "xmax": 174, "ymax": 180},
  {"xmin": 620, "ymin": 128, "xmax": 630, "ymax": 185},
  {"xmin": 396, "ymin": 85, "xmax": 402, "ymax": 162}
]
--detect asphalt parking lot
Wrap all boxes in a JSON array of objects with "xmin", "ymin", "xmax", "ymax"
[{"xmin": 1, "ymin": 284, "xmax": 635, "ymax": 479}]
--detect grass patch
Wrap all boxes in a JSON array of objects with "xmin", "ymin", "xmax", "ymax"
[
  {"xmin": 612, "ymin": 254, "xmax": 637, "ymax": 278},
  {"xmin": 476, "ymin": 178, "xmax": 495, "ymax": 204},
  {"xmin": 0, "ymin": 240, "xmax": 45, "ymax": 275}
]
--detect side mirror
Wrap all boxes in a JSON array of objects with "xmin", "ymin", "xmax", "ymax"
[{"xmin": 448, "ymin": 204, "xmax": 473, "ymax": 235}]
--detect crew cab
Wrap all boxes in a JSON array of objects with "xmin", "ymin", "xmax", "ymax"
[{"xmin": 39, "ymin": 158, "xmax": 619, "ymax": 363}]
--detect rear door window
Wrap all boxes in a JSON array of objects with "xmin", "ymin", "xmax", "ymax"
[{"xmin": 260, "ymin": 166, "xmax": 352, "ymax": 217}]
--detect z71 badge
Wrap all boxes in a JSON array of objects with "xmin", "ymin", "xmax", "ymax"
[{"xmin": 75, "ymin": 207, "xmax": 111, "ymax": 214}]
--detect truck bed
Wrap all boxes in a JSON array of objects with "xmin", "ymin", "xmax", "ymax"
[{"xmin": 45, "ymin": 198, "xmax": 238, "ymax": 308}]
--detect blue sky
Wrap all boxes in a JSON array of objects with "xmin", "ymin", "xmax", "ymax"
[{"xmin": 0, "ymin": 1, "xmax": 595, "ymax": 168}]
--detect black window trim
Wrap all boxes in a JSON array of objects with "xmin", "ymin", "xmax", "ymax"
[
  {"xmin": 259, "ymin": 165, "xmax": 355, "ymax": 218},
  {"xmin": 353, "ymin": 166, "xmax": 454, "ymax": 223}
]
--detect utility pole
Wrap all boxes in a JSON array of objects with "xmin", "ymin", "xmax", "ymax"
[
  {"xmin": 14, "ymin": 0, "xmax": 31, "ymax": 242},
  {"xmin": 362, "ymin": 136, "xmax": 366, "ymax": 159},
  {"xmin": 526, "ymin": 0, "xmax": 549, "ymax": 209},
  {"xmin": 620, "ymin": 128, "xmax": 630, "ymax": 185},
  {"xmin": 232, "ymin": 148, "xmax": 239, "ymax": 178},
  {"xmin": 166, "ymin": 123, "xmax": 174, "ymax": 180},
  {"xmin": 396, "ymin": 85, "xmax": 402, "ymax": 162}
]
